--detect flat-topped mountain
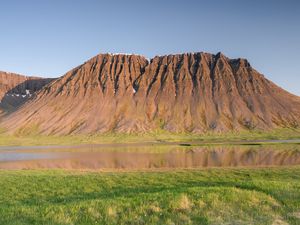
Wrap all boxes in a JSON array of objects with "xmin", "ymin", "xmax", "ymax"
[{"xmin": 1, "ymin": 52, "xmax": 300, "ymax": 134}]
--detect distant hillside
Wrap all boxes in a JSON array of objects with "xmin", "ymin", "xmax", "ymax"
[{"xmin": 0, "ymin": 71, "xmax": 54, "ymax": 114}]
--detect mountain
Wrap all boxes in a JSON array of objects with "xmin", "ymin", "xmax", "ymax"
[
  {"xmin": 1, "ymin": 52, "xmax": 300, "ymax": 135},
  {"xmin": 0, "ymin": 71, "xmax": 54, "ymax": 114}
]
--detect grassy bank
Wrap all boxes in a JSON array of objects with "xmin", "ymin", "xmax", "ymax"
[
  {"xmin": 0, "ymin": 128, "xmax": 300, "ymax": 146},
  {"xmin": 0, "ymin": 167, "xmax": 299, "ymax": 224}
]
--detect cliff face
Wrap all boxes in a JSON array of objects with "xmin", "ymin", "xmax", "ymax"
[
  {"xmin": 0, "ymin": 71, "xmax": 54, "ymax": 114},
  {"xmin": 1, "ymin": 52, "xmax": 300, "ymax": 134}
]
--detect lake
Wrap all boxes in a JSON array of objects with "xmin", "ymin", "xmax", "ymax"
[{"xmin": 0, "ymin": 143, "xmax": 299, "ymax": 170}]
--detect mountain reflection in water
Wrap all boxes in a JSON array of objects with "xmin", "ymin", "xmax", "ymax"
[{"xmin": 0, "ymin": 144, "xmax": 299, "ymax": 170}]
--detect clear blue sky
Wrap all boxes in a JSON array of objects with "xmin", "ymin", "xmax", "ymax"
[{"xmin": 0, "ymin": 0, "xmax": 299, "ymax": 96}]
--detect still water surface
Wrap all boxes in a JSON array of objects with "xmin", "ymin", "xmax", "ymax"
[{"xmin": 0, "ymin": 143, "xmax": 299, "ymax": 170}]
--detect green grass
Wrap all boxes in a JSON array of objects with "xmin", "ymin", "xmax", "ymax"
[
  {"xmin": 0, "ymin": 128, "xmax": 300, "ymax": 146},
  {"xmin": 0, "ymin": 167, "xmax": 299, "ymax": 224}
]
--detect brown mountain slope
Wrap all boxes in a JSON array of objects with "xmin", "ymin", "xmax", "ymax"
[
  {"xmin": 0, "ymin": 71, "xmax": 54, "ymax": 114},
  {"xmin": 1, "ymin": 52, "xmax": 300, "ymax": 135}
]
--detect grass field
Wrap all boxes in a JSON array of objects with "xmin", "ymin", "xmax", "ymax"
[
  {"xmin": 0, "ymin": 167, "xmax": 299, "ymax": 225},
  {"xmin": 0, "ymin": 128, "xmax": 300, "ymax": 146}
]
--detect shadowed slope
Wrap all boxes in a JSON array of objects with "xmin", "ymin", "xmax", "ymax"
[{"xmin": 0, "ymin": 71, "xmax": 54, "ymax": 114}]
